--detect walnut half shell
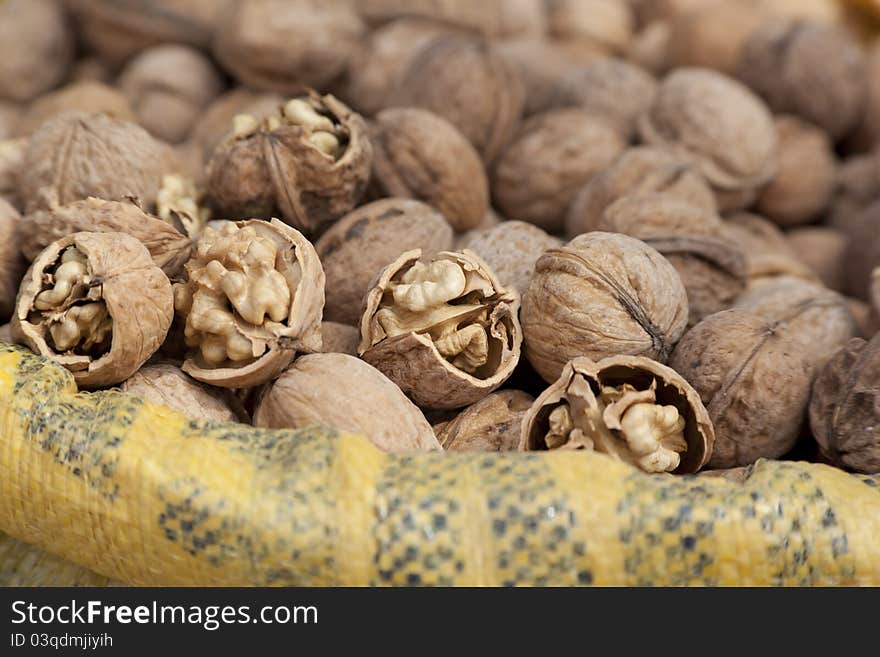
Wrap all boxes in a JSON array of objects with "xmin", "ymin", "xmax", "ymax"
[
  {"xmin": 520, "ymin": 356, "xmax": 714, "ymax": 474},
  {"xmin": 358, "ymin": 249, "xmax": 522, "ymax": 409}
]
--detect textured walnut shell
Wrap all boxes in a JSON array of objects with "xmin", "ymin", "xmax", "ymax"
[
  {"xmin": 20, "ymin": 112, "xmax": 178, "ymax": 215},
  {"xmin": 639, "ymin": 68, "xmax": 777, "ymax": 196},
  {"xmin": 121, "ymin": 363, "xmax": 238, "ymax": 424},
  {"xmin": 809, "ymin": 335, "xmax": 880, "ymax": 473},
  {"xmin": 736, "ymin": 19, "xmax": 865, "ymax": 141},
  {"xmin": 627, "ymin": 20, "xmax": 671, "ymax": 76},
  {"xmin": 546, "ymin": 0, "xmax": 634, "ymax": 53},
  {"xmin": 522, "ymin": 232, "xmax": 689, "ymax": 383},
  {"xmin": 206, "ymin": 92, "xmax": 372, "ymax": 235},
  {"xmin": 565, "ymin": 146, "xmax": 717, "ymax": 238},
  {"xmin": 390, "ymin": 36, "xmax": 525, "ymax": 164},
  {"xmin": 11, "ymin": 232, "xmax": 174, "ymax": 388},
  {"xmin": 319, "ymin": 321, "xmax": 360, "ymax": 356},
  {"xmin": 843, "ymin": 201, "xmax": 880, "ymax": 302},
  {"xmin": 119, "ymin": 44, "xmax": 224, "ymax": 144},
  {"xmin": 787, "ymin": 227, "xmax": 847, "ymax": 293},
  {"xmin": 755, "ymin": 116, "xmax": 837, "ymax": 227},
  {"xmin": 847, "ymin": 297, "xmax": 879, "ymax": 340},
  {"xmin": 521, "ymin": 355, "xmax": 713, "ymax": 473},
  {"xmin": 18, "ymin": 197, "xmax": 193, "ymax": 279},
  {"xmin": 491, "ymin": 109, "xmax": 625, "ymax": 233},
  {"xmin": 315, "ymin": 198, "xmax": 453, "ymax": 325},
  {"xmin": 437, "ymin": 390, "xmax": 533, "ymax": 451},
  {"xmin": 370, "ymin": 108, "xmax": 489, "ymax": 232},
  {"xmin": 720, "ymin": 213, "xmax": 817, "ymax": 286},
  {"xmin": 359, "ymin": 249, "xmax": 522, "ymax": 409},
  {"xmin": 457, "ymin": 220, "xmax": 562, "ymax": 297},
  {"xmin": 254, "ymin": 353, "xmax": 440, "ymax": 452},
  {"xmin": 0, "ymin": 138, "xmax": 26, "ymax": 210},
  {"xmin": 670, "ymin": 277, "xmax": 855, "ymax": 468},
  {"xmin": 16, "ymin": 82, "xmax": 135, "ymax": 137},
  {"xmin": 0, "ymin": 198, "xmax": 24, "ymax": 321},
  {"xmin": 213, "ymin": 0, "xmax": 365, "ymax": 94},
  {"xmin": 0, "ymin": 0, "xmax": 73, "ymax": 103}
]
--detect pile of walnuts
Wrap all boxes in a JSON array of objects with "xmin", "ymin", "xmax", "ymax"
[{"xmin": 1, "ymin": 0, "xmax": 879, "ymax": 476}]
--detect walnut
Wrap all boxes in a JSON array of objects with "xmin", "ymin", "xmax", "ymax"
[
  {"xmin": 627, "ymin": 21, "xmax": 671, "ymax": 76},
  {"xmin": 121, "ymin": 363, "xmax": 239, "ymax": 424},
  {"xmin": 736, "ymin": 19, "xmax": 865, "ymax": 141},
  {"xmin": 12, "ymin": 232, "xmax": 174, "ymax": 388},
  {"xmin": 669, "ymin": 277, "xmax": 855, "ymax": 467},
  {"xmin": 829, "ymin": 152, "xmax": 880, "ymax": 234},
  {"xmin": 491, "ymin": 109, "xmax": 625, "ymax": 233},
  {"xmin": 0, "ymin": 0, "xmax": 73, "ymax": 103},
  {"xmin": 846, "ymin": 297, "xmax": 879, "ymax": 340},
  {"xmin": 787, "ymin": 226, "xmax": 847, "ymax": 292},
  {"xmin": 545, "ymin": 0, "xmax": 634, "ymax": 54},
  {"xmin": 359, "ymin": 249, "xmax": 521, "ymax": 409},
  {"xmin": 16, "ymin": 81, "xmax": 135, "ymax": 137},
  {"xmin": 118, "ymin": 44, "xmax": 224, "ymax": 144},
  {"xmin": 389, "ymin": 36, "xmax": 525, "ymax": 163},
  {"xmin": 873, "ymin": 268, "xmax": 880, "ymax": 317},
  {"xmin": 69, "ymin": 56, "xmax": 113, "ymax": 84},
  {"xmin": 155, "ymin": 174, "xmax": 210, "ymax": 240},
  {"xmin": 639, "ymin": 68, "xmax": 777, "ymax": 203},
  {"xmin": 213, "ymin": 0, "xmax": 365, "ymax": 95},
  {"xmin": 205, "ymin": 93, "xmax": 372, "ymax": 236},
  {"xmin": 254, "ymin": 353, "xmax": 441, "ymax": 452},
  {"xmin": 0, "ymin": 198, "xmax": 24, "ymax": 321},
  {"xmin": 457, "ymin": 220, "xmax": 562, "ymax": 297},
  {"xmin": 356, "ymin": 0, "xmax": 503, "ymax": 36},
  {"xmin": 0, "ymin": 101, "xmax": 19, "ymax": 139},
  {"xmin": 565, "ymin": 146, "xmax": 717, "ymax": 238},
  {"xmin": 632, "ymin": 0, "xmax": 713, "ymax": 24},
  {"xmin": 521, "ymin": 355, "xmax": 713, "ymax": 474},
  {"xmin": 848, "ymin": 40, "xmax": 880, "ymax": 153},
  {"xmin": 19, "ymin": 112, "xmax": 178, "ymax": 215},
  {"xmin": 843, "ymin": 201, "xmax": 880, "ymax": 301},
  {"xmin": 318, "ymin": 321, "xmax": 360, "ymax": 356},
  {"xmin": 0, "ymin": 138, "xmax": 26, "ymax": 209},
  {"xmin": 598, "ymin": 195, "xmax": 746, "ymax": 326},
  {"xmin": 436, "ymin": 390, "xmax": 533, "ymax": 451},
  {"xmin": 174, "ymin": 219, "xmax": 324, "ymax": 388},
  {"xmin": 369, "ymin": 108, "xmax": 489, "ymax": 232},
  {"xmin": 809, "ymin": 335, "xmax": 880, "ymax": 473},
  {"xmin": 522, "ymin": 232, "xmax": 689, "ymax": 383},
  {"xmin": 720, "ymin": 213, "xmax": 817, "ymax": 286},
  {"xmin": 315, "ymin": 198, "xmax": 453, "ymax": 325}
]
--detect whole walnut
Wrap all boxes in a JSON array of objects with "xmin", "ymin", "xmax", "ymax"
[
  {"xmin": 0, "ymin": 198, "xmax": 24, "ymax": 321},
  {"xmin": 457, "ymin": 221, "xmax": 562, "ymax": 297},
  {"xmin": 736, "ymin": 19, "xmax": 865, "ymax": 141},
  {"xmin": 829, "ymin": 152, "xmax": 880, "ymax": 234},
  {"xmin": 436, "ymin": 390, "xmax": 534, "ymax": 451},
  {"xmin": 545, "ymin": 0, "xmax": 634, "ymax": 54},
  {"xmin": 19, "ymin": 112, "xmax": 178, "ymax": 215},
  {"xmin": 787, "ymin": 226, "xmax": 847, "ymax": 292},
  {"xmin": 118, "ymin": 44, "xmax": 224, "ymax": 144},
  {"xmin": 369, "ymin": 108, "xmax": 489, "ymax": 232},
  {"xmin": 720, "ymin": 213, "xmax": 817, "ymax": 286},
  {"xmin": 755, "ymin": 116, "xmax": 837, "ymax": 227},
  {"xmin": 522, "ymin": 232, "xmax": 689, "ymax": 383},
  {"xmin": 16, "ymin": 82, "xmax": 135, "ymax": 137},
  {"xmin": 843, "ymin": 201, "xmax": 880, "ymax": 301},
  {"xmin": 315, "ymin": 198, "xmax": 454, "ymax": 325},
  {"xmin": 491, "ymin": 109, "xmax": 625, "ymax": 233},
  {"xmin": 670, "ymin": 277, "xmax": 855, "ymax": 468},
  {"xmin": 390, "ymin": 36, "xmax": 525, "ymax": 163},
  {"xmin": 319, "ymin": 321, "xmax": 360, "ymax": 356},
  {"xmin": 213, "ymin": 0, "xmax": 365, "ymax": 95},
  {"xmin": 565, "ymin": 146, "xmax": 717, "ymax": 238},
  {"xmin": 206, "ymin": 93, "xmax": 372, "ymax": 235},
  {"xmin": 548, "ymin": 58, "xmax": 657, "ymax": 140},
  {"xmin": 848, "ymin": 40, "xmax": 880, "ymax": 153},
  {"xmin": 639, "ymin": 68, "xmax": 777, "ymax": 204},
  {"xmin": 0, "ymin": 102, "xmax": 19, "ymax": 139},
  {"xmin": 254, "ymin": 353, "xmax": 441, "ymax": 452},
  {"xmin": 627, "ymin": 21, "xmax": 671, "ymax": 76},
  {"xmin": 0, "ymin": 0, "xmax": 73, "ymax": 103}
]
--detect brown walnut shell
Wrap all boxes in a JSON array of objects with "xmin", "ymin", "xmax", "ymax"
[
  {"xmin": 872, "ymin": 268, "xmax": 880, "ymax": 318},
  {"xmin": 206, "ymin": 92, "xmax": 372, "ymax": 235},
  {"xmin": 843, "ymin": 201, "xmax": 880, "ymax": 302},
  {"xmin": 809, "ymin": 335, "xmax": 880, "ymax": 473},
  {"xmin": 0, "ymin": 138, "xmax": 26, "ymax": 210},
  {"xmin": 437, "ymin": 390, "xmax": 534, "ymax": 451},
  {"xmin": 520, "ymin": 355, "xmax": 713, "ymax": 474},
  {"xmin": 491, "ymin": 108, "xmax": 625, "ymax": 233},
  {"xmin": 318, "ymin": 321, "xmax": 360, "ymax": 356},
  {"xmin": 254, "ymin": 353, "xmax": 440, "ymax": 452},
  {"xmin": 847, "ymin": 297, "xmax": 879, "ymax": 341},
  {"xmin": 848, "ymin": 40, "xmax": 880, "ymax": 153},
  {"xmin": 545, "ymin": 0, "xmax": 634, "ymax": 53},
  {"xmin": 720, "ymin": 213, "xmax": 817, "ymax": 286},
  {"xmin": 17, "ymin": 82, "xmax": 135, "ymax": 137},
  {"xmin": 0, "ymin": 198, "xmax": 24, "ymax": 321},
  {"xmin": 830, "ymin": 152, "xmax": 880, "ymax": 235},
  {"xmin": 315, "ymin": 198, "xmax": 454, "ymax": 326},
  {"xmin": 522, "ymin": 232, "xmax": 689, "ymax": 383},
  {"xmin": 357, "ymin": 0, "xmax": 503, "ymax": 37},
  {"xmin": 11, "ymin": 231, "xmax": 174, "ymax": 388},
  {"xmin": 0, "ymin": 101, "xmax": 20, "ymax": 139},
  {"xmin": 669, "ymin": 277, "xmax": 855, "ymax": 468},
  {"xmin": 786, "ymin": 226, "xmax": 847, "ymax": 293},
  {"xmin": 627, "ymin": 20, "xmax": 671, "ymax": 77},
  {"xmin": 359, "ymin": 249, "xmax": 522, "ymax": 409}
]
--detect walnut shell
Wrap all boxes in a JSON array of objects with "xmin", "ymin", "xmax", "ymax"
[
  {"xmin": 16, "ymin": 82, "xmax": 135, "ymax": 137},
  {"xmin": 369, "ymin": 108, "xmax": 489, "ymax": 232},
  {"xmin": 11, "ymin": 231, "xmax": 174, "ymax": 388},
  {"xmin": 521, "ymin": 355, "xmax": 713, "ymax": 474},
  {"xmin": 0, "ymin": 138, "xmax": 26, "ymax": 210},
  {"xmin": 437, "ymin": 390, "xmax": 533, "ymax": 451},
  {"xmin": 315, "ymin": 198, "xmax": 454, "ymax": 325},
  {"xmin": 847, "ymin": 297, "xmax": 879, "ymax": 340},
  {"xmin": 319, "ymin": 321, "xmax": 360, "ymax": 356},
  {"xmin": 213, "ymin": 0, "xmax": 365, "ymax": 94},
  {"xmin": 359, "ymin": 249, "xmax": 522, "ymax": 409},
  {"xmin": 546, "ymin": 0, "xmax": 634, "ymax": 53},
  {"xmin": 390, "ymin": 36, "xmax": 525, "ymax": 163},
  {"xmin": 627, "ymin": 20, "xmax": 671, "ymax": 76},
  {"xmin": 843, "ymin": 201, "xmax": 880, "ymax": 302},
  {"xmin": 0, "ymin": 101, "xmax": 19, "ymax": 139},
  {"xmin": 118, "ymin": 44, "xmax": 224, "ymax": 144},
  {"xmin": 491, "ymin": 108, "xmax": 625, "ymax": 233},
  {"xmin": 356, "ymin": 0, "xmax": 503, "ymax": 36},
  {"xmin": 736, "ymin": 19, "xmax": 865, "ymax": 141},
  {"xmin": 254, "ymin": 353, "xmax": 440, "ymax": 452},
  {"xmin": 0, "ymin": 198, "xmax": 24, "ymax": 321},
  {"xmin": 848, "ymin": 40, "xmax": 880, "ymax": 153},
  {"xmin": 205, "ymin": 92, "xmax": 372, "ymax": 235},
  {"xmin": 670, "ymin": 277, "xmax": 855, "ymax": 467},
  {"xmin": 175, "ymin": 219, "xmax": 325, "ymax": 388},
  {"xmin": 809, "ymin": 335, "xmax": 880, "ymax": 473},
  {"xmin": 787, "ymin": 226, "xmax": 847, "ymax": 292},
  {"xmin": 873, "ymin": 268, "xmax": 880, "ymax": 317},
  {"xmin": 830, "ymin": 152, "xmax": 880, "ymax": 235},
  {"xmin": 121, "ymin": 363, "xmax": 238, "ymax": 424},
  {"xmin": 522, "ymin": 232, "xmax": 689, "ymax": 383},
  {"xmin": 0, "ymin": 0, "xmax": 73, "ymax": 103},
  {"xmin": 639, "ymin": 68, "xmax": 777, "ymax": 197},
  {"xmin": 565, "ymin": 146, "xmax": 717, "ymax": 238}
]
